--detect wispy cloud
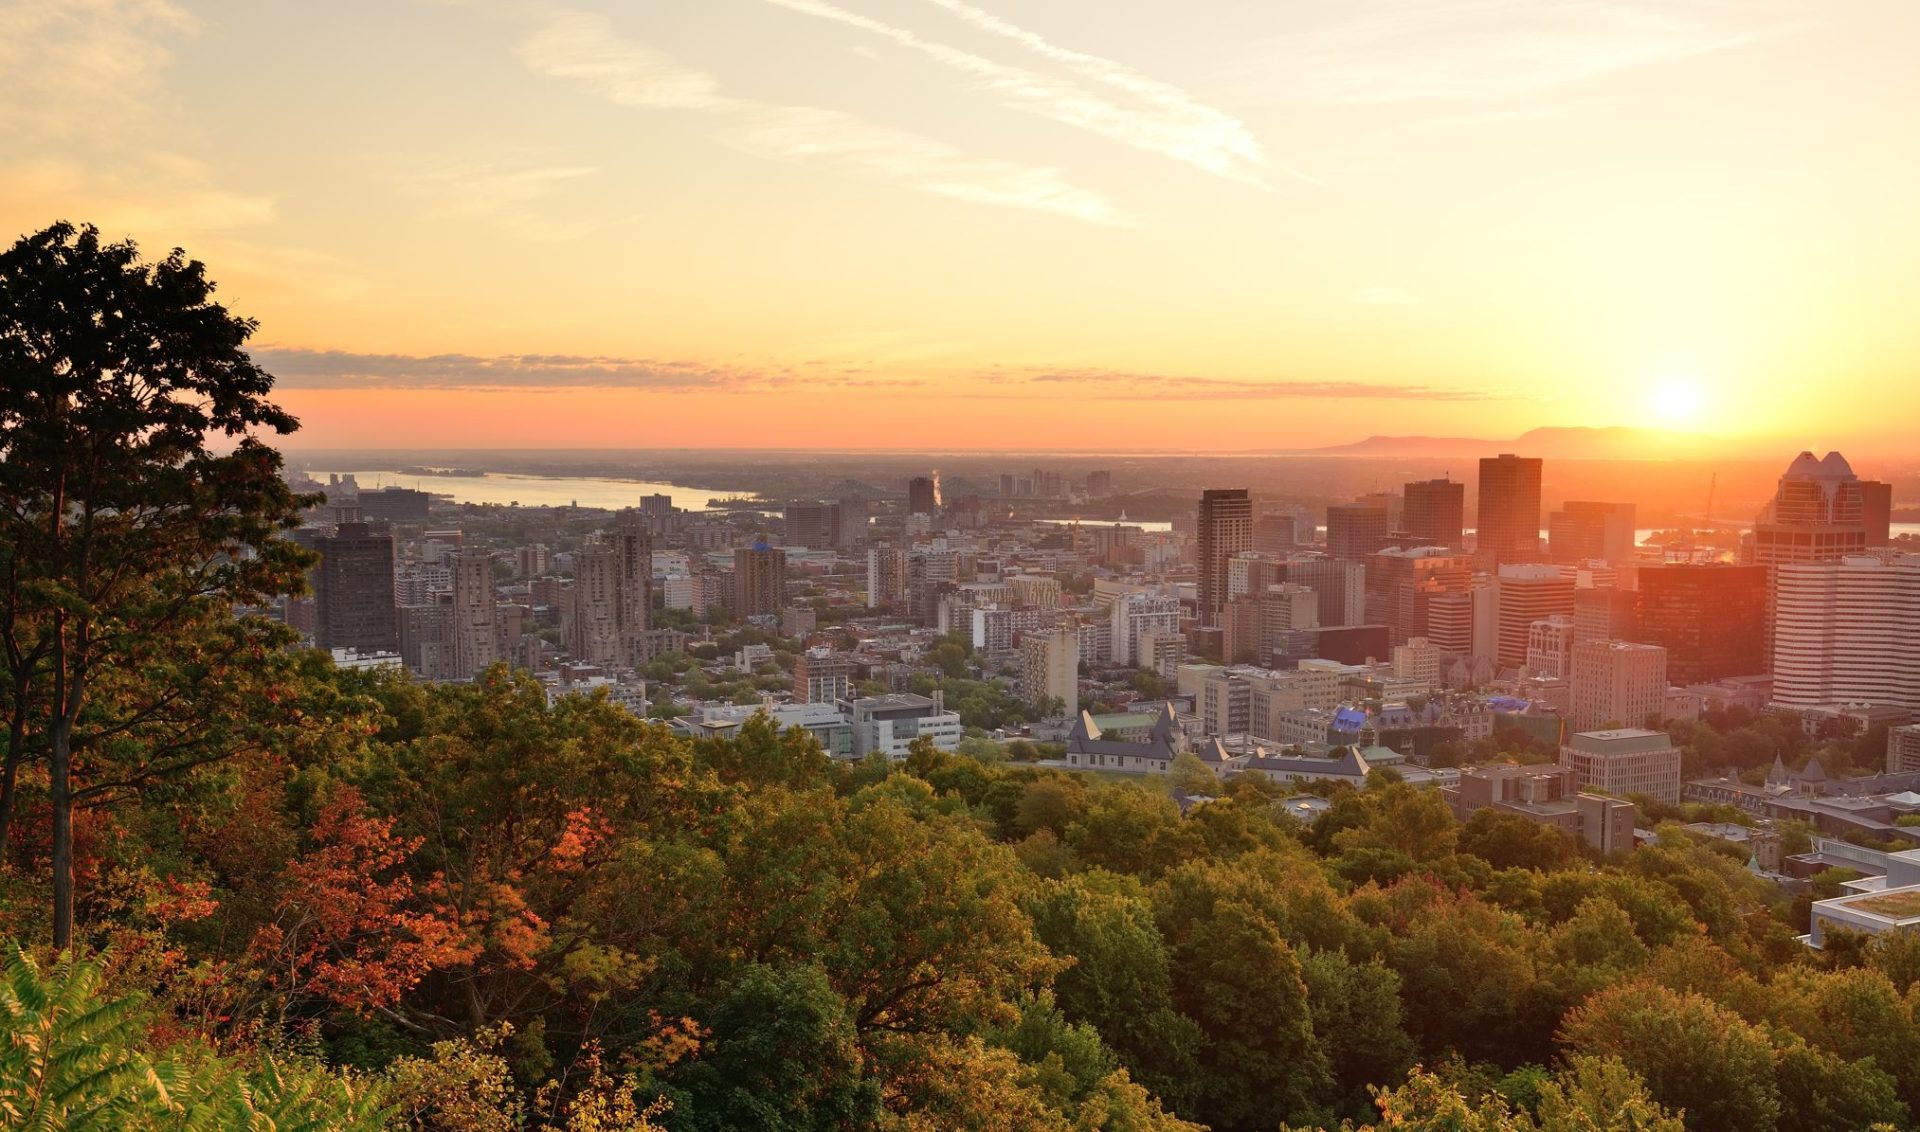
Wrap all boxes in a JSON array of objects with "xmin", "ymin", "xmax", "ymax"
[
  {"xmin": 1234, "ymin": 0, "xmax": 1785, "ymax": 106},
  {"xmin": 512, "ymin": 8, "xmax": 1119, "ymax": 224},
  {"xmin": 257, "ymin": 348, "xmax": 1491, "ymax": 402},
  {"xmin": 0, "ymin": 0, "xmax": 192, "ymax": 144},
  {"xmin": 399, "ymin": 160, "xmax": 604, "ymax": 239},
  {"xmin": 763, "ymin": 0, "xmax": 1271, "ymax": 183}
]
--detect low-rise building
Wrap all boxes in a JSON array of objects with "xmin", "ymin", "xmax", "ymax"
[{"xmin": 1560, "ymin": 728, "xmax": 1682, "ymax": 805}]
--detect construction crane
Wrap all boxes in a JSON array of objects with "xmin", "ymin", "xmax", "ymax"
[{"xmin": 1687, "ymin": 472, "xmax": 1717, "ymax": 562}]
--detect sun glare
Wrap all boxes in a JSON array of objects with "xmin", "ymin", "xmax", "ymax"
[{"xmin": 1648, "ymin": 379, "xmax": 1706, "ymax": 427}]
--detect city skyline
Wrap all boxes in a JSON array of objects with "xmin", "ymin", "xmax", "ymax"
[{"xmin": 5, "ymin": 1, "xmax": 1919, "ymax": 450}]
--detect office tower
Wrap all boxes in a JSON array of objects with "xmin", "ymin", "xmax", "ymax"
[
  {"xmin": 638, "ymin": 493, "xmax": 676, "ymax": 535},
  {"xmin": 784, "ymin": 500, "xmax": 840, "ymax": 549},
  {"xmin": 1364, "ymin": 547, "xmax": 1473, "ymax": 645},
  {"xmin": 356, "ymin": 487, "xmax": 432, "ymax": 522},
  {"xmin": 1228, "ymin": 552, "xmax": 1288, "ymax": 601},
  {"xmin": 1477, "ymin": 454, "xmax": 1544, "ymax": 567},
  {"xmin": 1569, "ymin": 640, "xmax": 1669, "ymax": 731},
  {"xmin": 733, "ymin": 543, "xmax": 788, "ymax": 617},
  {"xmin": 1773, "ymin": 557, "xmax": 1920, "ymax": 714},
  {"xmin": 1111, "ymin": 591, "xmax": 1182, "ymax": 667},
  {"xmin": 907, "ymin": 475, "xmax": 940, "ymax": 516},
  {"xmin": 311, "ymin": 522, "xmax": 397, "ymax": 653},
  {"xmin": 1402, "ymin": 479, "xmax": 1466, "ymax": 549},
  {"xmin": 1572, "ymin": 585, "xmax": 1640, "ymax": 645},
  {"xmin": 1196, "ymin": 489, "xmax": 1254, "ymax": 626},
  {"xmin": 1862, "ymin": 480, "xmax": 1894, "ymax": 546},
  {"xmin": 1019, "ymin": 628, "xmax": 1080, "ymax": 712},
  {"xmin": 1287, "ymin": 556, "xmax": 1367, "ymax": 626},
  {"xmin": 450, "ymin": 550, "xmax": 499, "ymax": 680},
  {"xmin": 1560, "ymin": 728, "xmax": 1681, "ymax": 805},
  {"xmin": 1326, "ymin": 500, "xmax": 1391, "ymax": 560},
  {"xmin": 794, "ymin": 648, "xmax": 854, "ymax": 704},
  {"xmin": 1085, "ymin": 470, "xmax": 1112, "ymax": 497},
  {"xmin": 1751, "ymin": 451, "xmax": 1867, "ymax": 568},
  {"xmin": 867, "ymin": 546, "xmax": 906, "ymax": 609},
  {"xmin": 1494, "ymin": 564, "xmax": 1576, "ymax": 669},
  {"xmin": 1548, "ymin": 501, "xmax": 1638, "ymax": 565},
  {"xmin": 1259, "ymin": 583, "xmax": 1320, "ymax": 666},
  {"xmin": 1526, "ymin": 615, "xmax": 1577, "ymax": 679},
  {"xmin": 1253, "ymin": 513, "xmax": 1300, "ymax": 554},
  {"xmin": 1635, "ymin": 564, "xmax": 1767, "ymax": 683}
]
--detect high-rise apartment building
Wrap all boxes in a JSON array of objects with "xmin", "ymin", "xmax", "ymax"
[
  {"xmin": 784, "ymin": 500, "xmax": 841, "ymax": 549},
  {"xmin": 907, "ymin": 475, "xmax": 940, "ymax": 516},
  {"xmin": 867, "ymin": 546, "xmax": 906, "ymax": 609},
  {"xmin": 1111, "ymin": 591, "xmax": 1182, "ymax": 667},
  {"xmin": 1196, "ymin": 489, "xmax": 1254, "ymax": 626},
  {"xmin": 1569, "ymin": 640, "xmax": 1668, "ymax": 732},
  {"xmin": 450, "ymin": 550, "xmax": 499, "ymax": 680},
  {"xmin": 1635, "ymin": 564, "xmax": 1767, "ymax": 683},
  {"xmin": 1547, "ymin": 501, "xmax": 1637, "ymax": 565},
  {"xmin": 1889, "ymin": 724, "xmax": 1920, "ymax": 774},
  {"xmin": 1477, "ymin": 454, "xmax": 1544, "ymax": 567},
  {"xmin": 733, "ymin": 543, "xmax": 788, "ymax": 618},
  {"xmin": 1018, "ymin": 628, "xmax": 1080, "ymax": 713},
  {"xmin": 1494, "ymin": 564, "xmax": 1576, "ymax": 669},
  {"xmin": 1326, "ymin": 500, "xmax": 1392, "ymax": 561},
  {"xmin": 1402, "ymin": 479, "xmax": 1466, "ymax": 549},
  {"xmin": 311, "ymin": 521, "xmax": 397, "ymax": 653},
  {"xmin": 793, "ymin": 648, "xmax": 855, "ymax": 704},
  {"xmin": 1773, "ymin": 557, "xmax": 1920, "ymax": 714}
]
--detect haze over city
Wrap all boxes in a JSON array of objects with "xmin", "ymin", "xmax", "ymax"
[
  {"xmin": 5, "ymin": 0, "xmax": 1919, "ymax": 450},
  {"xmin": 10, "ymin": 2, "xmax": 1920, "ymax": 1130}
]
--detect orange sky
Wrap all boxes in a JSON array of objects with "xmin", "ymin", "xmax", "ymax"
[{"xmin": 5, "ymin": 0, "xmax": 1918, "ymax": 451}]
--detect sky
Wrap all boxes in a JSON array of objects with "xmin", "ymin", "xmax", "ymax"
[{"xmin": 3, "ymin": 0, "xmax": 1918, "ymax": 452}]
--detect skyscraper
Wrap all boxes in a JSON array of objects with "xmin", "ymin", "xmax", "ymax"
[
  {"xmin": 1773, "ymin": 557, "xmax": 1920, "ymax": 714},
  {"xmin": 1494, "ymin": 564, "xmax": 1575, "ymax": 669},
  {"xmin": 784, "ymin": 500, "xmax": 840, "ymax": 548},
  {"xmin": 569, "ymin": 513, "xmax": 653, "ymax": 666},
  {"xmin": 1547, "ymin": 501, "xmax": 1637, "ymax": 565},
  {"xmin": 1750, "ymin": 451, "xmax": 1867, "ymax": 568},
  {"xmin": 867, "ymin": 546, "xmax": 906, "ymax": 608},
  {"xmin": 450, "ymin": 549, "xmax": 499, "ymax": 680},
  {"xmin": 1862, "ymin": 479, "xmax": 1894, "ymax": 546},
  {"xmin": 311, "ymin": 521, "xmax": 397, "ymax": 653},
  {"xmin": 1402, "ymin": 478, "xmax": 1465, "ymax": 548},
  {"xmin": 1477, "ymin": 454, "xmax": 1544, "ymax": 567},
  {"xmin": 1019, "ymin": 628, "xmax": 1080, "ymax": 713},
  {"xmin": 1636, "ymin": 564, "xmax": 1768, "ymax": 683},
  {"xmin": 733, "ymin": 542, "xmax": 788, "ymax": 617},
  {"xmin": 1196, "ymin": 488, "xmax": 1253, "ymax": 626},
  {"xmin": 907, "ymin": 475, "xmax": 940, "ymax": 516},
  {"xmin": 1326, "ymin": 500, "xmax": 1391, "ymax": 561}
]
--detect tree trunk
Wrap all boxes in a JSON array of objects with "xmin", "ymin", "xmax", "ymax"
[
  {"xmin": 0, "ymin": 715, "xmax": 22, "ymax": 860},
  {"xmin": 50, "ymin": 720, "xmax": 71, "ymax": 949}
]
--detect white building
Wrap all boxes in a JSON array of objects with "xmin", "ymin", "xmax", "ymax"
[
  {"xmin": 1111, "ymin": 591, "xmax": 1182, "ymax": 667},
  {"xmin": 1773, "ymin": 556, "xmax": 1920, "ymax": 715},
  {"xmin": 841, "ymin": 693, "xmax": 963, "ymax": 759}
]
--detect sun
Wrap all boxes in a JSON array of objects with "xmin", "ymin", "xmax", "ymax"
[{"xmin": 1648, "ymin": 379, "xmax": 1706, "ymax": 427}]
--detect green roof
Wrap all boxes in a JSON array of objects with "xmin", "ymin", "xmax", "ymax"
[{"xmin": 1093, "ymin": 712, "xmax": 1161, "ymax": 729}]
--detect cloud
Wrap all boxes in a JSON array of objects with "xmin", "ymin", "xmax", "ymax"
[
  {"xmin": 762, "ymin": 0, "xmax": 1270, "ymax": 183},
  {"xmin": 0, "ymin": 0, "xmax": 193, "ymax": 144},
  {"xmin": 1016, "ymin": 369, "xmax": 1496, "ymax": 401},
  {"xmin": 512, "ymin": 8, "xmax": 1119, "ymax": 224},
  {"xmin": 255, "ymin": 349, "xmax": 1492, "ymax": 401},
  {"xmin": 398, "ymin": 161, "xmax": 605, "ymax": 239},
  {"xmin": 1233, "ymin": 0, "xmax": 1784, "ymax": 106},
  {"xmin": 254, "ymin": 347, "xmax": 930, "ymax": 392}
]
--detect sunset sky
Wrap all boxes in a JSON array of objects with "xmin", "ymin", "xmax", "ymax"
[{"xmin": 4, "ymin": 0, "xmax": 1917, "ymax": 451}]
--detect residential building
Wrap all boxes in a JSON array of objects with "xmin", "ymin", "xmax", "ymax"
[
  {"xmin": 311, "ymin": 522, "xmax": 397, "ymax": 654},
  {"xmin": 867, "ymin": 546, "xmax": 906, "ymax": 608},
  {"xmin": 1561, "ymin": 727, "xmax": 1681, "ymax": 804},
  {"xmin": 1019, "ymin": 628, "xmax": 1080, "ymax": 713},
  {"xmin": 1476, "ymin": 454, "xmax": 1544, "ymax": 566},
  {"xmin": 784, "ymin": 500, "xmax": 841, "ymax": 548},
  {"xmin": 907, "ymin": 475, "xmax": 940, "ymax": 516},
  {"xmin": 794, "ymin": 648, "xmax": 855, "ymax": 704},
  {"xmin": 1111, "ymin": 590, "xmax": 1182, "ymax": 667},
  {"xmin": 1889, "ymin": 725, "xmax": 1920, "ymax": 774},
  {"xmin": 733, "ymin": 542, "xmax": 788, "ymax": 617},
  {"xmin": 450, "ymin": 549, "xmax": 498, "ymax": 680},
  {"xmin": 1569, "ymin": 640, "xmax": 1668, "ymax": 731}
]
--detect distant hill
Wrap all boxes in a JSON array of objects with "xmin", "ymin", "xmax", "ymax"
[{"xmin": 1282, "ymin": 426, "xmax": 1716, "ymax": 460}]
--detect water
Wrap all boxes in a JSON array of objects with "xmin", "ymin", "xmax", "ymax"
[{"xmin": 305, "ymin": 470, "xmax": 745, "ymax": 512}]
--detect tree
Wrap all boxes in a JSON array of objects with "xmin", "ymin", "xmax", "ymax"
[
  {"xmin": 1558, "ymin": 981, "xmax": 1781, "ymax": 1132},
  {"xmin": 1166, "ymin": 751, "xmax": 1220, "ymax": 798},
  {"xmin": 0, "ymin": 222, "xmax": 310, "ymax": 946},
  {"xmin": 1459, "ymin": 809, "xmax": 1578, "ymax": 871}
]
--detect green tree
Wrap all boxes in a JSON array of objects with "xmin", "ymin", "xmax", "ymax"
[
  {"xmin": 1166, "ymin": 751, "xmax": 1221, "ymax": 797},
  {"xmin": 1558, "ymin": 981, "xmax": 1781, "ymax": 1132},
  {"xmin": 1459, "ymin": 809, "xmax": 1578, "ymax": 871},
  {"xmin": 0, "ymin": 222, "xmax": 311, "ymax": 947}
]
